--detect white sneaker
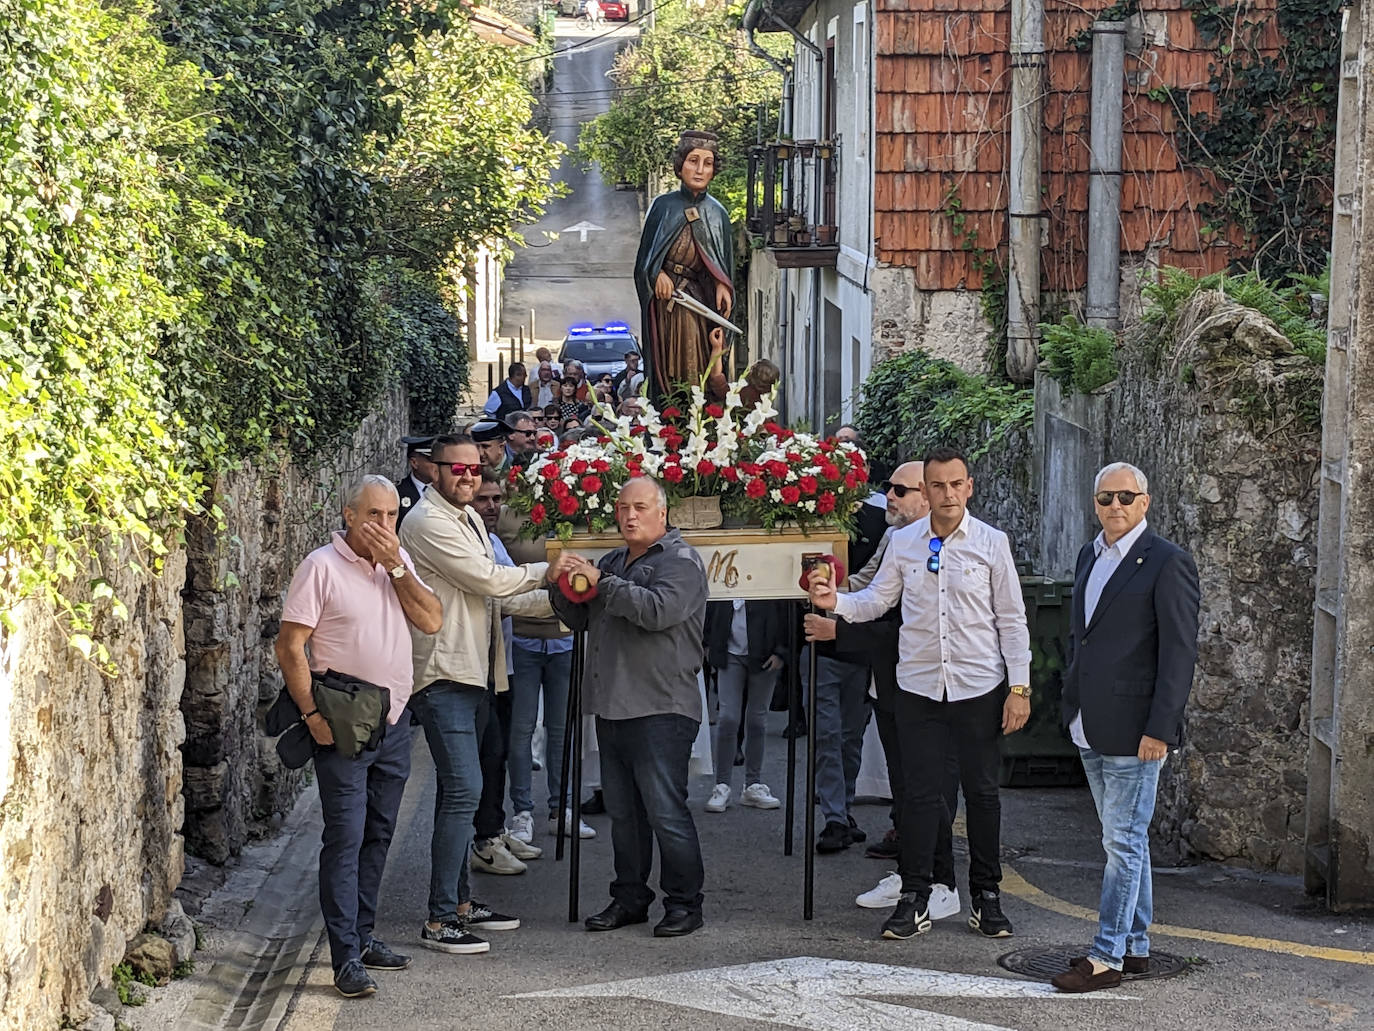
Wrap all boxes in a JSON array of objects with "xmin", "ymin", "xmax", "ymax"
[
  {"xmin": 705, "ymin": 783, "xmax": 731, "ymax": 812},
  {"xmin": 502, "ymin": 829, "xmax": 543, "ymax": 861},
  {"xmin": 856, "ymin": 872, "xmax": 902, "ymax": 909},
  {"xmin": 508, "ymin": 810, "xmax": 535, "ymax": 845},
  {"xmin": 739, "ymin": 783, "xmax": 781, "ymax": 809},
  {"xmin": 549, "ymin": 811, "xmax": 596, "ymax": 839},
  {"xmin": 470, "ymin": 836, "xmax": 526, "ymax": 875},
  {"xmin": 928, "ymin": 883, "xmax": 961, "ymax": 920}
]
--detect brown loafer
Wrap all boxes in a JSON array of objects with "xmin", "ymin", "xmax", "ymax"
[
  {"xmin": 1070, "ymin": 954, "xmax": 1149, "ymax": 976},
  {"xmin": 1052, "ymin": 960, "xmax": 1123, "ymax": 993}
]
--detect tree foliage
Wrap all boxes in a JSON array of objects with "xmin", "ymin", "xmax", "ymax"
[
  {"xmin": 578, "ymin": 0, "xmax": 785, "ymax": 226},
  {"xmin": 0, "ymin": 0, "xmax": 561, "ymax": 650}
]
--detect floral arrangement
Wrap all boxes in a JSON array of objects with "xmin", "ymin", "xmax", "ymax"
[{"xmin": 506, "ymin": 374, "xmax": 870, "ymax": 539}]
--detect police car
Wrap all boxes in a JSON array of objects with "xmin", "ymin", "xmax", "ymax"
[{"xmin": 558, "ymin": 322, "xmax": 640, "ymax": 380}]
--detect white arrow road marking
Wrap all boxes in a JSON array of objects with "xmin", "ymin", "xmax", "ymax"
[
  {"xmin": 561, "ymin": 220, "xmax": 606, "ymax": 243},
  {"xmin": 509, "ymin": 956, "xmax": 1134, "ymax": 1031}
]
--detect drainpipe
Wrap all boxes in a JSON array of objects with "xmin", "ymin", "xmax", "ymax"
[
  {"xmin": 1005, "ymin": 0, "xmax": 1045, "ymax": 383},
  {"xmin": 1085, "ymin": 20, "xmax": 1125, "ymax": 329}
]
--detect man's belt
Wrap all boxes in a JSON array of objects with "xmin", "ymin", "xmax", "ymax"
[{"xmin": 665, "ymin": 261, "xmax": 694, "ymax": 276}]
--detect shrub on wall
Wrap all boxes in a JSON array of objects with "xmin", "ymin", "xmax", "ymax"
[
  {"xmin": 1038, "ymin": 315, "xmax": 1120, "ymax": 394},
  {"xmin": 854, "ymin": 351, "xmax": 1034, "ymax": 470}
]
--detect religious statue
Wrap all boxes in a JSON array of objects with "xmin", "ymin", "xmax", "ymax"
[{"xmin": 634, "ymin": 130, "xmax": 736, "ymax": 404}]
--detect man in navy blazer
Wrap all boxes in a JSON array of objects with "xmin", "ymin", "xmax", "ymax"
[{"xmin": 1052, "ymin": 462, "xmax": 1200, "ymax": 993}]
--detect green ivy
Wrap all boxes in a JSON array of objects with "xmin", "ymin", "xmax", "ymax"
[
  {"xmin": 1174, "ymin": 0, "xmax": 1341, "ymax": 274},
  {"xmin": 1038, "ymin": 315, "xmax": 1120, "ymax": 394},
  {"xmin": 854, "ymin": 351, "xmax": 1033, "ymax": 470}
]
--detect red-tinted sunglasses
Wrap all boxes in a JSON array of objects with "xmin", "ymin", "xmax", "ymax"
[{"xmin": 448, "ymin": 463, "xmax": 483, "ymax": 477}]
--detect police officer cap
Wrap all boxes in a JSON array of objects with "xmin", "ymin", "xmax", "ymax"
[
  {"xmin": 469, "ymin": 420, "xmax": 508, "ymax": 443},
  {"xmin": 401, "ymin": 434, "xmax": 434, "ymax": 458}
]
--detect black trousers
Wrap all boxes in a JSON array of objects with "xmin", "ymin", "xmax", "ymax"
[
  {"xmin": 874, "ymin": 687, "xmax": 960, "ymax": 887},
  {"xmin": 474, "ymin": 686, "xmax": 513, "ymax": 841},
  {"xmin": 895, "ymin": 686, "xmax": 1004, "ymax": 899}
]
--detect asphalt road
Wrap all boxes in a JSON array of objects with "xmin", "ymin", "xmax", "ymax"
[
  {"xmin": 499, "ymin": 21, "xmax": 645, "ymax": 351},
  {"xmin": 264, "ymin": 713, "xmax": 1374, "ymax": 1031}
]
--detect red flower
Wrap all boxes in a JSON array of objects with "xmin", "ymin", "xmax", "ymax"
[
  {"xmin": 818, "ymin": 440, "xmax": 834, "ymax": 453},
  {"xmin": 817, "ymin": 492, "xmax": 836, "ymax": 514},
  {"xmin": 580, "ymin": 475, "xmax": 603, "ymax": 494},
  {"xmin": 844, "ymin": 471, "xmax": 858, "ymax": 489},
  {"xmin": 720, "ymin": 466, "xmax": 740, "ymax": 482},
  {"xmin": 549, "ymin": 451, "xmax": 567, "ymax": 461},
  {"xmin": 662, "ymin": 465, "xmax": 685, "ymax": 484},
  {"xmin": 746, "ymin": 478, "xmax": 767, "ymax": 499},
  {"xmin": 766, "ymin": 460, "xmax": 789, "ymax": 479},
  {"xmin": 557, "ymin": 496, "xmax": 579, "ymax": 517},
  {"xmin": 799, "ymin": 475, "xmax": 818, "ymax": 494},
  {"xmin": 695, "ymin": 459, "xmax": 716, "ymax": 476},
  {"xmin": 596, "ymin": 435, "xmax": 611, "ymax": 444},
  {"xmin": 626, "ymin": 460, "xmax": 643, "ymax": 476},
  {"xmin": 705, "ymin": 404, "xmax": 724, "ymax": 418},
  {"xmin": 763, "ymin": 421, "xmax": 784, "ymax": 435},
  {"xmin": 661, "ymin": 406, "xmax": 683, "ymax": 419},
  {"xmin": 781, "ymin": 485, "xmax": 801, "ymax": 504},
  {"xmin": 507, "ymin": 465, "xmax": 522, "ymax": 483},
  {"xmin": 854, "ymin": 466, "xmax": 869, "ymax": 483},
  {"xmin": 786, "ymin": 450, "xmax": 803, "ymax": 463},
  {"xmin": 739, "ymin": 462, "xmax": 762, "ymax": 476},
  {"xmin": 819, "ymin": 462, "xmax": 841, "ymax": 481},
  {"xmin": 630, "ymin": 424, "xmax": 646, "ymax": 435},
  {"xmin": 550, "ymin": 479, "xmax": 571, "ymax": 500},
  {"xmin": 571, "ymin": 459, "xmax": 589, "ymax": 475},
  {"xmin": 592, "ymin": 459, "xmax": 611, "ymax": 473},
  {"xmin": 530, "ymin": 503, "xmax": 547, "ymax": 524}
]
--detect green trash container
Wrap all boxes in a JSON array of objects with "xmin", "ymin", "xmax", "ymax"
[{"xmin": 999, "ymin": 574, "xmax": 1086, "ymax": 787}]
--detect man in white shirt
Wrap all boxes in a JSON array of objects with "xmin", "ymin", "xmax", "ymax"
[{"xmin": 809, "ymin": 445, "xmax": 1031, "ymax": 942}]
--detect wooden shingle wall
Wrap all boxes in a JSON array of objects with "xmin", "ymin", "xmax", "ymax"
[{"xmin": 873, "ymin": 0, "xmax": 1286, "ymax": 291}]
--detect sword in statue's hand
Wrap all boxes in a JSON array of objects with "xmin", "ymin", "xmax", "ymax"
[{"xmin": 668, "ymin": 290, "xmax": 744, "ymax": 336}]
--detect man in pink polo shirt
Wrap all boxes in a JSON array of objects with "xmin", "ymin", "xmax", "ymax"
[{"xmin": 275, "ymin": 475, "xmax": 441, "ymax": 999}]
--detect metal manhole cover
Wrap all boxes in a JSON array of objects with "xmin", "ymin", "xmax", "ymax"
[{"xmin": 998, "ymin": 945, "xmax": 1194, "ymax": 983}]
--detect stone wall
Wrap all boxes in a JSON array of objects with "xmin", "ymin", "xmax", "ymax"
[
  {"xmin": 870, "ymin": 268, "xmax": 992, "ymax": 374},
  {"xmin": 0, "ymin": 548, "xmax": 187, "ymax": 1031},
  {"xmin": 971, "ymin": 422, "xmax": 1037, "ymax": 567},
  {"xmin": 181, "ymin": 384, "xmax": 408, "ymax": 863},
  {"xmin": 1106, "ymin": 292, "xmax": 1321, "ymax": 871}
]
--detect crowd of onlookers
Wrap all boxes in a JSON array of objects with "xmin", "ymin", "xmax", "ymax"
[{"xmin": 484, "ymin": 346, "xmax": 646, "ymax": 447}]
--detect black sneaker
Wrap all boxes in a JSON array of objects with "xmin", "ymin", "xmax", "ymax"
[
  {"xmin": 816, "ymin": 820, "xmax": 851, "ymax": 853},
  {"xmin": 466, "ymin": 901, "xmax": 520, "ymax": 931},
  {"xmin": 866, "ymin": 829, "xmax": 900, "ymax": 860},
  {"xmin": 881, "ymin": 892, "xmax": 933, "ymax": 940},
  {"xmin": 968, "ymin": 890, "xmax": 1014, "ymax": 938},
  {"xmin": 333, "ymin": 958, "xmax": 378, "ymax": 997},
  {"xmin": 580, "ymin": 790, "xmax": 605, "ymax": 815},
  {"xmin": 420, "ymin": 920, "xmax": 490, "ymax": 954},
  {"xmin": 847, "ymin": 815, "xmax": 867, "ymax": 844},
  {"xmin": 360, "ymin": 937, "xmax": 411, "ymax": 970}
]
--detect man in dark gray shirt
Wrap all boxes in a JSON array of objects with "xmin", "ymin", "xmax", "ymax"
[{"xmin": 549, "ymin": 476, "xmax": 709, "ymax": 938}]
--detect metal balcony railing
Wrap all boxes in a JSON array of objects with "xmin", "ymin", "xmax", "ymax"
[{"xmin": 745, "ymin": 140, "xmax": 840, "ymax": 268}]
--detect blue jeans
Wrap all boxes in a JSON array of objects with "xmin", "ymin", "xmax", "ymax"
[
  {"xmin": 803, "ymin": 650, "xmax": 872, "ymax": 826},
  {"xmin": 711, "ymin": 656, "xmax": 777, "ymax": 788},
  {"xmin": 409, "ymin": 682, "xmax": 484, "ymax": 922},
  {"xmin": 596, "ymin": 714, "xmax": 704, "ymax": 914},
  {"xmin": 509, "ymin": 643, "xmax": 572, "ymax": 816},
  {"xmin": 313, "ymin": 717, "xmax": 411, "ymax": 970},
  {"xmin": 1080, "ymin": 747, "xmax": 1164, "ymax": 969}
]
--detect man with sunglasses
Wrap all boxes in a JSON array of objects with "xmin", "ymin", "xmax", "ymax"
[
  {"xmin": 809, "ymin": 445, "xmax": 1031, "ymax": 943},
  {"xmin": 1050, "ymin": 463, "xmax": 1199, "ymax": 993},
  {"xmin": 400, "ymin": 435, "xmax": 557, "ymax": 958}
]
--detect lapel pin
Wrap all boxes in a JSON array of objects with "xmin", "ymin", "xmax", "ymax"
[{"xmin": 1136, "ymin": 557, "xmax": 1143, "ymax": 564}]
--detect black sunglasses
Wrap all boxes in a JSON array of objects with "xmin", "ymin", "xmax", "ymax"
[
  {"xmin": 881, "ymin": 481, "xmax": 921, "ymax": 498},
  {"xmin": 1094, "ymin": 490, "xmax": 1144, "ymax": 507},
  {"xmin": 926, "ymin": 536, "xmax": 943, "ymax": 574}
]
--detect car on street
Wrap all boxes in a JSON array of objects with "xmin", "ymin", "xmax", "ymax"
[
  {"xmin": 600, "ymin": 0, "xmax": 629, "ymax": 19},
  {"xmin": 559, "ymin": 322, "xmax": 640, "ymax": 381}
]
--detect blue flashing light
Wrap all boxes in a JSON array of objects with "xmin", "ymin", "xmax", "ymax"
[
  {"xmin": 602, "ymin": 321, "xmax": 631, "ymax": 333},
  {"xmin": 567, "ymin": 323, "xmax": 596, "ymax": 335}
]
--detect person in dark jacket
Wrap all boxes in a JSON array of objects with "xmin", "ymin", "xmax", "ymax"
[
  {"xmin": 395, "ymin": 436, "xmax": 435, "ymax": 529},
  {"xmin": 1051, "ymin": 462, "xmax": 1199, "ymax": 993},
  {"xmin": 702, "ymin": 600, "xmax": 791, "ymax": 812}
]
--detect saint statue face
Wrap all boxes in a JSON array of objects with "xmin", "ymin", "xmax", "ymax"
[{"xmin": 679, "ymin": 148, "xmax": 716, "ymax": 193}]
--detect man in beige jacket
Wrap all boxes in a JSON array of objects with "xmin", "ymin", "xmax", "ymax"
[{"xmin": 399, "ymin": 434, "xmax": 554, "ymax": 957}]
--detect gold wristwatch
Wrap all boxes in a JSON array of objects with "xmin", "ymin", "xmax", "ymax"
[
  {"xmin": 1009, "ymin": 684, "xmax": 1032, "ymax": 698},
  {"xmin": 389, "ymin": 564, "xmax": 406, "ymax": 580}
]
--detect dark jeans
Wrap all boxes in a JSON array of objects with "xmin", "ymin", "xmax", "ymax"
[
  {"xmin": 474, "ymin": 687, "xmax": 513, "ymax": 841},
  {"xmin": 874, "ymin": 690, "xmax": 960, "ymax": 887},
  {"xmin": 596, "ymin": 713, "xmax": 705, "ymax": 915},
  {"xmin": 895, "ymin": 686, "xmax": 1004, "ymax": 900},
  {"xmin": 803, "ymin": 650, "xmax": 872, "ymax": 826},
  {"xmin": 510, "ymin": 643, "xmax": 573, "ymax": 816},
  {"xmin": 409, "ymin": 681, "xmax": 484, "ymax": 921},
  {"xmin": 314, "ymin": 716, "xmax": 412, "ymax": 970}
]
